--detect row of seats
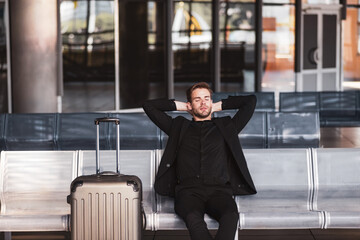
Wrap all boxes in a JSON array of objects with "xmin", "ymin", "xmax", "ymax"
[
  {"xmin": 279, "ymin": 91, "xmax": 360, "ymax": 127},
  {"xmin": 0, "ymin": 148, "xmax": 359, "ymax": 232},
  {"xmin": 212, "ymin": 91, "xmax": 360, "ymax": 126},
  {"xmin": 0, "ymin": 111, "xmax": 320, "ymax": 151}
]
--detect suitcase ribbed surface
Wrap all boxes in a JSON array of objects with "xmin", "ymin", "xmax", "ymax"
[{"xmin": 70, "ymin": 180, "xmax": 141, "ymax": 240}]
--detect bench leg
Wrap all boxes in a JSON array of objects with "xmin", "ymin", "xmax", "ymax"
[{"xmin": 4, "ymin": 232, "xmax": 11, "ymax": 240}]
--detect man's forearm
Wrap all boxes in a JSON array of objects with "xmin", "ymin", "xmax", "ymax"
[
  {"xmin": 143, "ymin": 98, "xmax": 177, "ymax": 112},
  {"xmin": 212, "ymin": 101, "xmax": 222, "ymax": 112},
  {"xmin": 142, "ymin": 98, "xmax": 176, "ymax": 135},
  {"xmin": 221, "ymin": 95, "xmax": 256, "ymax": 110}
]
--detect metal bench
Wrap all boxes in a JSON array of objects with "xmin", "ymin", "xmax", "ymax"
[
  {"xmin": 1, "ymin": 148, "xmax": 360, "ymax": 239},
  {"xmin": 0, "ymin": 150, "xmax": 156, "ymax": 237},
  {"xmin": 238, "ymin": 148, "xmax": 324, "ymax": 229},
  {"xmin": 279, "ymin": 91, "xmax": 360, "ymax": 127},
  {"xmin": 311, "ymin": 148, "xmax": 360, "ymax": 228},
  {"xmin": 0, "ymin": 151, "xmax": 77, "ymax": 231}
]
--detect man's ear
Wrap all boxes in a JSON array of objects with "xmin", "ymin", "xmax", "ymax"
[{"xmin": 186, "ymin": 102, "xmax": 192, "ymax": 111}]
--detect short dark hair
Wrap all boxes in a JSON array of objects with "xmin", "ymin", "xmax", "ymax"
[{"xmin": 186, "ymin": 82, "xmax": 213, "ymax": 102}]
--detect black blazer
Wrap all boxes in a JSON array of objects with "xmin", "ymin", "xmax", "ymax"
[{"xmin": 143, "ymin": 95, "xmax": 257, "ymax": 197}]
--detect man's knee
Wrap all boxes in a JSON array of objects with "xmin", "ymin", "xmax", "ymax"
[
  {"xmin": 219, "ymin": 211, "xmax": 239, "ymax": 226},
  {"xmin": 185, "ymin": 211, "xmax": 207, "ymax": 230}
]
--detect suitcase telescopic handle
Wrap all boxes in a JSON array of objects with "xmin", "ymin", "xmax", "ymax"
[
  {"xmin": 95, "ymin": 117, "xmax": 120, "ymax": 125},
  {"xmin": 94, "ymin": 117, "xmax": 120, "ymax": 175}
]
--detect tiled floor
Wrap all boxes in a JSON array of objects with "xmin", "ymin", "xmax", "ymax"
[
  {"xmin": 320, "ymin": 127, "xmax": 360, "ymax": 148},
  {"xmin": 3, "ymin": 229, "xmax": 360, "ymax": 240}
]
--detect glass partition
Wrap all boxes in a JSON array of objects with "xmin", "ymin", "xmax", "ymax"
[
  {"xmin": 343, "ymin": 0, "xmax": 360, "ymax": 86},
  {"xmin": 61, "ymin": 0, "xmax": 115, "ymax": 111},
  {"xmin": 261, "ymin": 1, "xmax": 295, "ymax": 93},
  {"xmin": 303, "ymin": 0, "xmax": 339, "ymax": 4},
  {"xmin": 172, "ymin": 0, "xmax": 212, "ymax": 100},
  {"xmin": 220, "ymin": 0, "xmax": 255, "ymax": 92},
  {"xmin": 147, "ymin": 1, "xmax": 167, "ymax": 99}
]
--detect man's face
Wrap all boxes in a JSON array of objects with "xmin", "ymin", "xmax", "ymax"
[{"xmin": 187, "ymin": 88, "xmax": 213, "ymax": 120}]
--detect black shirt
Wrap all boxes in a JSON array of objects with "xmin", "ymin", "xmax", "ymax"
[{"xmin": 176, "ymin": 119, "xmax": 231, "ymax": 186}]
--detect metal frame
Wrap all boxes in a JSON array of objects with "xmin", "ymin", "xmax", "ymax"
[
  {"xmin": 212, "ymin": 0, "xmax": 220, "ymax": 92},
  {"xmin": 166, "ymin": 0, "xmax": 174, "ymax": 99},
  {"xmin": 255, "ymin": 0, "xmax": 263, "ymax": 92},
  {"xmin": 5, "ymin": 0, "xmax": 11, "ymax": 113},
  {"xmin": 298, "ymin": 4, "xmax": 342, "ymax": 91},
  {"xmin": 57, "ymin": 0, "xmax": 63, "ymax": 113},
  {"xmin": 114, "ymin": 0, "xmax": 120, "ymax": 110}
]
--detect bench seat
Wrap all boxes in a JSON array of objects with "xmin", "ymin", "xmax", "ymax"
[
  {"xmin": 1, "ymin": 148, "xmax": 359, "ymax": 235},
  {"xmin": 0, "ymin": 215, "xmax": 68, "ymax": 232},
  {"xmin": 312, "ymin": 148, "xmax": 360, "ymax": 229},
  {"xmin": 154, "ymin": 213, "xmax": 219, "ymax": 230},
  {"xmin": 237, "ymin": 149, "xmax": 324, "ymax": 229},
  {"xmin": 239, "ymin": 211, "xmax": 324, "ymax": 229}
]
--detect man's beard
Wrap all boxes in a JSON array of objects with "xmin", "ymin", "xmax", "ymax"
[{"xmin": 192, "ymin": 107, "xmax": 212, "ymax": 119}]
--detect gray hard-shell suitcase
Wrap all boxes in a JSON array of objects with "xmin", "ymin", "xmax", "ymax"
[{"xmin": 68, "ymin": 117, "xmax": 143, "ymax": 240}]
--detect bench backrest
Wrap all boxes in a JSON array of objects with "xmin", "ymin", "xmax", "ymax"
[
  {"xmin": 267, "ymin": 112, "xmax": 320, "ymax": 148},
  {"xmin": 57, "ymin": 113, "xmax": 107, "ymax": 150},
  {"xmin": 0, "ymin": 151, "xmax": 77, "ymax": 215},
  {"xmin": 238, "ymin": 149, "xmax": 313, "ymax": 212},
  {"xmin": 319, "ymin": 91, "xmax": 358, "ymax": 118},
  {"xmin": 109, "ymin": 113, "xmax": 161, "ymax": 150},
  {"xmin": 280, "ymin": 91, "xmax": 360, "ymax": 127},
  {"xmin": 0, "ymin": 110, "xmax": 320, "ymax": 151},
  {"xmin": 312, "ymin": 148, "xmax": 360, "ymax": 212},
  {"xmin": 0, "ymin": 114, "xmax": 5, "ymax": 151},
  {"xmin": 5, "ymin": 114, "xmax": 57, "ymax": 150},
  {"xmin": 279, "ymin": 92, "xmax": 319, "ymax": 112}
]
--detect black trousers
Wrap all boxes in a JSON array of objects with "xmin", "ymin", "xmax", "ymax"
[{"xmin": 174, "ymin": 184, "xmax": 239, "ymax": 240}]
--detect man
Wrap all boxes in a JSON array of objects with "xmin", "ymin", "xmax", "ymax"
[{"xmin": 143, "ymin": 82, "xmax": 257, "ymax": 240}]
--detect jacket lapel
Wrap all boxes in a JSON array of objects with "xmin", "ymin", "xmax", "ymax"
[
  {"xmin": 178, "ymin": 120, "xmax": 190, "ymax": 148},
  {"xmin": 156, "ymin": 117, "xmax": 190, "ymax": 180}
]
